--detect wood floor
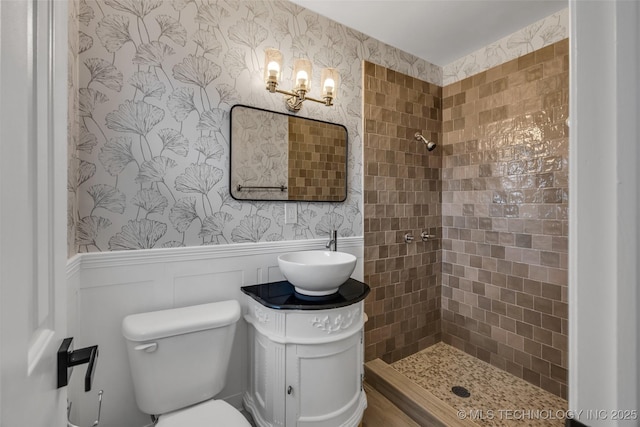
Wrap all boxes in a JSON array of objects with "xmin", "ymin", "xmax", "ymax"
[
  {"xmin": 361, "ymin": 382, "xmax": 420, "ymax": 427},
  {"xmin": 242, "ymin": 383, "xmax": 414, "ymax": 427}
]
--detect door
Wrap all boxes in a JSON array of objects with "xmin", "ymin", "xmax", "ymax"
[
  {"xmin": 286, "ymin": 330, "xmax": 363, "ymax": 426},
  {"xmin": 1, "ymin": 0, "xmax": 68, "ymax": 425}
]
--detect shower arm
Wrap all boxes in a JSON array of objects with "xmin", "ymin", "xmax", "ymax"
[
  {"xmin": 414, "ymin": 132, "xmax": 437, "ymax": 151},
  {"xmin": 415, "ymin": 133, "xmax": 429, "ymax": 144}
]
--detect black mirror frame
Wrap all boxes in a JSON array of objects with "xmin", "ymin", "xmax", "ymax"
[{"xmin": 229, "ymin": 104, "xmax": 348, "ymax": 202}]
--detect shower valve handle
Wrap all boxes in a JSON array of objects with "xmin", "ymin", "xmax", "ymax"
[{"xmin": 421, "ymin": 232, "xmax": 436, "ymax": 241}]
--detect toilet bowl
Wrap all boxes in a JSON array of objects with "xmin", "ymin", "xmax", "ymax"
[
  {"xmin": 155, "ymin": 399, "xmax": 249, "ymax": 426},
  {"xmin": 122, "ymin": 300, "xmax": 250, "ymax": 426}
]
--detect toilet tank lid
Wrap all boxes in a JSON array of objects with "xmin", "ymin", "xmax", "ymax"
[{"xmin": 122, "ymin": 300, "xmax": 241, "ymax": 342}]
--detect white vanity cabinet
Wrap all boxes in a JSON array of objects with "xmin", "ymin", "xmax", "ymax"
[{"xmin": 242, "ymin": 281, "xmax": 368, "ymax": 427}]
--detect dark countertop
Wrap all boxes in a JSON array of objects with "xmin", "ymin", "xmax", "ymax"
[{"xmin": 241, "ymin": 278, "xmax": 370, "ymax": 310}]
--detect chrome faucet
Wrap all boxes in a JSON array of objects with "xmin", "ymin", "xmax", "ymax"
[{"xmin": 325, "ymin": 230, "xmax": 338, "ymax": 251}]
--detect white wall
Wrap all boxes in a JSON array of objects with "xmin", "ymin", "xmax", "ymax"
[
  {"xmin": 569, "ymin": 0, "xmax": 640, "ymax": 424},
  {"xmin": 67, "ymin": 237, "xmax": 363, "ymax": 427}
]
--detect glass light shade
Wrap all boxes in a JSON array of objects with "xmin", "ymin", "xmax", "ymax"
[
  {"xmin": 321, "ymin": 68, "xmax": 339, "ymax": 100},
  {"xmin": 293, "ymin": 59, "xmax": 312, "ymax": 92},
  {"xmin": 264, "ymin": 48, "xmax": 283, "ymax": 84}
]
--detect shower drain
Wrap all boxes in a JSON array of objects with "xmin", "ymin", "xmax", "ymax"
[{"xmin": 451, "ymin": 386, "xmax": 471, "ymax": 398}]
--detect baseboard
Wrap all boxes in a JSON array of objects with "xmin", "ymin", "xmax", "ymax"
[{"xmin": 223, "ymin": 391, "xmax": 246, "ymax": 411}]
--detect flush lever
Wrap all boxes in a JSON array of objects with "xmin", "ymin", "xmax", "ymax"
[
  {"xmin": 134, "ymin": 343, "xmax": 158, "ymax": 353},
  {"xmin": 57, "ymin": 337, "xmax": 99, "ymax": 392}
]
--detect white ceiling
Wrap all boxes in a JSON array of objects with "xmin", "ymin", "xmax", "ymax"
[{"xmin": 289, "ymin": 0, "xmax": 567, "ymax": 66}]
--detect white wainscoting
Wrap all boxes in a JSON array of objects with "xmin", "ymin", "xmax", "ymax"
[{"xmin": 66, "ymin": 238, "xmax": 364, "ymax": 427}]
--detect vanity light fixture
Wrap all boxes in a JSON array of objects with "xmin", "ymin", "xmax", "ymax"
[{"xmin": 264, "ymin": 48, "xmax": 339, "ymax": 112}]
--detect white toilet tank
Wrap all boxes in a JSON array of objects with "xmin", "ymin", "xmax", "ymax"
[{"xmin": 122, "ymin": 300, "xmax": 241, "ymax": 416}]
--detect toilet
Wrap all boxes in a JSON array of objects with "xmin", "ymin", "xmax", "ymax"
[{"xmin": 122, "ymin": 300, "xmax": 251, "ymax": 426}]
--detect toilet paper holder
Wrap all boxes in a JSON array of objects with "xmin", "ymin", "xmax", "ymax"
[
  {"xmin": 57, "ymin": 337, "xmax": 99, "ymax": 392},
  {"xmin": 67, "ymin": 390, "xmax": 103, "ymax": 427}
]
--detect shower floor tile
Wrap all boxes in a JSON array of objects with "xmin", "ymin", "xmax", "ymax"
[{"xmin": 391, "ymin": 342, "xmax": 567, "ymax": 426}]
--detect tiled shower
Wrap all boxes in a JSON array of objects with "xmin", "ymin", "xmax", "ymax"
[
  {"xmin": 364, "ymin": 39, "xmax": 569, "ymax": 399},
  {"xmin": 363, "ymin": 61, "xmax": 443, "ymax": 363}
]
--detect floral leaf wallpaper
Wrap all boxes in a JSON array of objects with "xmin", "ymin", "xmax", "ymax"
[
  {"xmin": 443, "ymin": 9, "xmax": 568, "ymax": 85},
  {"xmin": 69, "ymin": 0, "xmax": 442, "ymax": 253},
  {"xmin": 68, "ymin": 0, "xmax": 81, "ymax": 256}
]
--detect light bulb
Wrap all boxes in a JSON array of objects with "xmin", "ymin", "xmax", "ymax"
[
  {"xmin": 296, "ymin": 70, "xmax": 308, "ymax": 87},
  {"xmin": 267, "ymin": 61, "xmax": 280, "ymax": 77},
  {"xmin": 323, "ymin": 78, "xmax": 335, "ymax": 93},
  {"xmin": 264, "ymin": 48, "xmax": 283, "ymax": 88},
  {"xmin": 320, "ymin": 68, "xmax": 338, "ymax": 101}
]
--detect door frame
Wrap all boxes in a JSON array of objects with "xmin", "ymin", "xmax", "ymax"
[
  {"xmin": 0, "ymin": 0, "xmax": 68, "ymax": 425},
  {"xmin": 568, "ymin": 0, "xmax": 640, "ymax": 418}
]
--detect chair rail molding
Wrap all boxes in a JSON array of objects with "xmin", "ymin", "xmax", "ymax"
[{"xmin": 73, "ymin": 237, "xmax": 364, "ymax": 270}]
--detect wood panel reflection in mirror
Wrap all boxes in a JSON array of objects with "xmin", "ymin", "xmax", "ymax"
[{"xmin": 230, "ymin": 105, "xmax": 348, "ymax": 202}]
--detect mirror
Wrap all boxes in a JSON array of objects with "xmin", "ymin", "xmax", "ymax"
[{"xmin": 230, "ymin": 105, "xmax": 348, "ymax": 202}]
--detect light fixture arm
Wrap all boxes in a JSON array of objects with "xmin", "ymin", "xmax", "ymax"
[
  {"xmin": 267, "ymin": 85, "xmax": 333, "ymax": 112},
  {"xmin": 267, "ymin": 84, "xmax": 333, "ymax": 112}
]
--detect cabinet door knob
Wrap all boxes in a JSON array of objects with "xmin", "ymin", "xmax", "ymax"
[{"xmin": 287, "ymin": 386, "xmax": 293, "ymax": 395}]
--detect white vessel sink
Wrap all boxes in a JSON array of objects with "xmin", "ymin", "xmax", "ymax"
[{"xmin": 277, "ymin": 250, "xmax": 357, "ymax": 296}]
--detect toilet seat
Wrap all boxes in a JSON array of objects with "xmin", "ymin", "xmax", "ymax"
[{"xmin": 156, "ymin": 399, "xmax": 251, "ymax": 427}]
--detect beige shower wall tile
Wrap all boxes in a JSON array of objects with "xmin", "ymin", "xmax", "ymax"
[
  {"xmin": 441, "ymin": 40, "xmax": 569, "ymax": 399},
  {"xmin": 364, "ymin": 61, "xmax": 442, "ymax": 363}
]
